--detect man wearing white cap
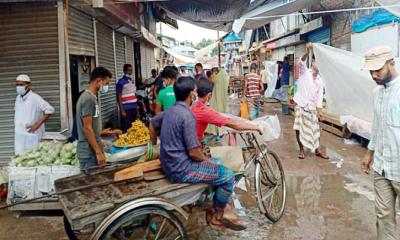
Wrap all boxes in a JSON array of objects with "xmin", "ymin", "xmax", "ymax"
[
  {"xmin": 361, "ymin": 45, "xmax": 400, "ymax": 240},
  {"xmin": 14, "ymin": 74, "xmax": 54, "ymax": 155}
]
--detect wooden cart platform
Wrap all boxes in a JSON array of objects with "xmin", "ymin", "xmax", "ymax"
[{"xmin": 55, "ymin": 163, "xmax": 208, "ymax": 232}]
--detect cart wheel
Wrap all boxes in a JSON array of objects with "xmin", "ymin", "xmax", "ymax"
[
  {"xmin": 99, "ymin": 206, "xmax": 188, "ymax": 240},
  {"xmin": 255, "ymin": 146, "xmax": 286, "ymax": 223},
  {"xmin": 64, "ymin": 215, "xmax": 78, "ymax": 240}
]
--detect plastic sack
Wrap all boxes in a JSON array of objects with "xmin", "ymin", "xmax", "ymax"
[
  {"xmin": 227, "ymin": 94, "xmax": 241, "ymax": 116},
  {"xmin": 240, "ymin": 100, "xmax": 249, "ymax": 119},
  {"xmin": 253, "ymin": 115, "xmax": 281, "ymax": 142}
]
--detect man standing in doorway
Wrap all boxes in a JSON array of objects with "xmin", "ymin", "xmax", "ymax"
[
  {"xmin": 14, "ymin": 74, "xmax": 54, "ymax": 155},
  {"xmin": 117, "ymin": 64, "xmax": 138, "ymax": 132},
  {"xmin": 293, "ymin": 43, "xmax": 328, "ymax": 159},
  {"xmin": 361, "ymin": 46, "xmax": 400, "ymax": 240},
  {"xmin": 76, "ymin": 67, "xmax": 121, "ymax": 171}
]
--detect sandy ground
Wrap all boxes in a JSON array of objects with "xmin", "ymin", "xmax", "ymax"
[{"xmin": 0, "ymin": 102, "xmax": 399, "ymax": 240}]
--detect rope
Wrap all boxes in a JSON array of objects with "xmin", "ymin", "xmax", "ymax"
[{"xmin": 245, "ymin": 4, "xmax": 400, "ymax": 20}]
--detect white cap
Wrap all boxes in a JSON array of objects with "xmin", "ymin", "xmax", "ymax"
[
  {"xmin": 363, "ymin": 45, "xmax": 394, "ymax": 71},
  {"xmin": 16, "ymin": 74, "xmax": 31, "ymax": 82}
]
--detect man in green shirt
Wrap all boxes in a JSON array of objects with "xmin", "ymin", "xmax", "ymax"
[{"xmin": 155, "ymin": 67, "xmax": 177, "ymax": 114}]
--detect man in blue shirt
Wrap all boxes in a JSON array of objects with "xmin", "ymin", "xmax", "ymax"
[
  {"xmin": 149, "ymin": 76, "xmax": 246, "ymax": 231},
  {"xmin": 117, "ymin": 64, "xmax": 138, "ymax": 132}
]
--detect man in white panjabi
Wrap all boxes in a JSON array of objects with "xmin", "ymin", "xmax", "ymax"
[
  {"xmin": 293, "ymin": 43, "xmax": 329, "ymax": 160},
  {"xmin": 14, "ymin": 74, "xmax": 54, "ymax": 155}
]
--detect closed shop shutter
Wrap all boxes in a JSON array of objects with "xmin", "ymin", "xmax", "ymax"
[
  {"xmin": 126, "ymin": 37, "xmax": 134, "ymax": 65},
  {"xmin": 0, "ymin": 4, "xmax": 60, "ymax": 164},
  {"xmin": 96, "ymin": 23, "xmax": 117, "ymax": 127},
  {"xmin": 140, "ymin": 42, "xmax": 156, "ymax": 80},
  {"xmin": 115, "ymin": 32, "xmax": 126, "ymax": 80},
  {"xmin": 68, "ymin": 7, "xmax": 95, "ymax": 56},
  {"xmin": 307, "ymin": 27, "xmax": 331, "ymax": 44}
]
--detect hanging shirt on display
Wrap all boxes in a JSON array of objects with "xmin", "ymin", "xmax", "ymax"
[{"xmin": 14, "ymin": 90, "xmax": 55, "ymax": 155}]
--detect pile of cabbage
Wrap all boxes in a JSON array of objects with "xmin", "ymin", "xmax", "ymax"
[{"xmin": 14, "ymin": 142, "xmax": 78, "ymax": 167}]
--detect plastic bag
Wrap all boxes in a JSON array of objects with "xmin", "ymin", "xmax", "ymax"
[
  {"xmin": 240, "ymin": 100, "xmax": 249, "ymax": 119},
  {"xmin": 253, "ymin": 115, "xmax": 281, "ymax": 142}
]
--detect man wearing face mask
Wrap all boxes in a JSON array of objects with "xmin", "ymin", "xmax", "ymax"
[
  {"xmin": 192, "ymin": 78, "xmax": 261, "ymax": 142},
  {"xmin": 150, "ymin": 76, "xmax": 246, "ymax": 231},
  {"xmin": 76, "ymin": 67, "xmax": 120, "ymax": 171},
  {"xmin": 14, "ymin": 74, "xmax": 55, "ymax": 155},
  {"xmin": 155, "ymin": 67, "xmax": 178, "ymax": 114},
  {"xmin": 361, "ymin": 46, "xmax": 400, "ymax": 240},
  {"xmin": 117, "ymin": 64, "xmax": 137, "ymax": 133}
]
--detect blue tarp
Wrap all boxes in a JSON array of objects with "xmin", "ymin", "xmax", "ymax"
[{"xmin": 352, "ymin": 9, "xmax": 400, "ymax": 33}]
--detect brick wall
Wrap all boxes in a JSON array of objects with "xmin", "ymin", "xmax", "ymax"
[{"xmin": 311, "ymin": 0, "xmax": 375, "ymax": 50}]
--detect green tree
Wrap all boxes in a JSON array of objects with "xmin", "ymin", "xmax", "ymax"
[{"xmin": 196, "ymin": 38, "xmax": 218, "ymax": 57}]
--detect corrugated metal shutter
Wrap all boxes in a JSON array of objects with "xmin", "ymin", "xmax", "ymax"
[
  {"xmin": 68, "ymin": 7, "xmax": 95, "ymax": 56},
  {"xmin": 0, "ymin": 4, "xmax": 60, "ymax": 164},
  {"xmin": 126, "ymin": 37, "xmax": 134, "ymax": 65},
  {"xmin": 96, "ymin": 23, "xmax": 117, "ymax": 126},
  {"xmin": 115, "ymin": 32, "xmax": 126, "ymax": 80},
  {"xmin": 140, "ymin": 42, "xmax": 156, "ymax": 80},
  {"xmin": 307, "ymin": 27, "xmax": 331, "ymax": 44}
]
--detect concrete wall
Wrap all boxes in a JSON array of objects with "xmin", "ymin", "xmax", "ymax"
[{"xmin": 311, "ymin": 0, "xmax": 376, "ymax": 50}]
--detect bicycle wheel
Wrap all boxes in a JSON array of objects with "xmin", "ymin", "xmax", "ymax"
[
  {"xmin": 98, "ymin": 206, "xmax": 188, "ymax": 240},
  {"xmin": 255, "ymin": 146, "xmax": 286, "ymax": 223}
]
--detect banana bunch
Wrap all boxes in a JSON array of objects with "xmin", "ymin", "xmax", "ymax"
[{"xmin": 114, "ymin": 120, "xmax": 150, "ymax": 146}]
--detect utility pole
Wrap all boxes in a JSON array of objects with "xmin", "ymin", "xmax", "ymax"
[{"xmin": 217, "ymin": 31, "xmax": 221, "ymax": 68}]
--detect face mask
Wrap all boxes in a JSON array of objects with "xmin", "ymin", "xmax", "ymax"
[
  {"xmin": 191, "ymin": 94, "xmax": 198, "ymax": 105},
  {"xmin": 100, "ymin": 84, "xmax": 109, "ymax": 94},
  {"xmin": 16, "ymin": 86, "xmax": 26, "ymax": 96}
]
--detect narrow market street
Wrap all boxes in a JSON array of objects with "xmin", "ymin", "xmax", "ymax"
[{"xmin": 1, "ymin": 102, "xmax": 397, "ymax": 240}]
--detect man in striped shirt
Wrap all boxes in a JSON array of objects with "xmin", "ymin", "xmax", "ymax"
[
  {"xmin": 244, "ymin": 63, "xmax": 263, "ymax": 119},
  {"xmin": 361, "ymin": 45, "xmax": 400, "ymax": 240}
]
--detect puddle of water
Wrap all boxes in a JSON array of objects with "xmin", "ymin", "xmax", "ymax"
[{"xmin": 196, "ymin": 174, "xmax": 378, "ymax": 240}]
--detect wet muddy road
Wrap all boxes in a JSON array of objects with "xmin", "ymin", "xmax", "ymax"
[{"xmin": 0, "ymin": 102, "xmax": 398, "ymax": 240}]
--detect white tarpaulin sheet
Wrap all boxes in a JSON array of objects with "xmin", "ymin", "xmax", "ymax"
[
  {"xmin": 313, "ymin": 43, "xmax": 376, "ymax": 123},
  {"xmin": 163, "ymin": 47, "xmax": 196, "ymax": 64},
  {"xmin": 264, "ymin": 61, "xmax": 279, "ymax": 98},
  {"xmin": 377, "ymin": 0, "xmax": 400, "ymax": 17},
  {"xmin": 313, "ymin": 43, "xmax": 400, "ymax": 139}
]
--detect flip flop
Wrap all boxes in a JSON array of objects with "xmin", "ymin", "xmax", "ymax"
[
  {"xmin": 206, "ymin": 210, "xmax": 226, "ymax": 230},
  {"xmin": 316, "ymin": 152, "xmax": 329, "ymax": 159},
  {"xmin": 218, "ymin": 217, "xmax": 247, "ymax": 231},
  {"xmin": 298, "ymin": 151, "xmax": 305, "ymax": 159}
]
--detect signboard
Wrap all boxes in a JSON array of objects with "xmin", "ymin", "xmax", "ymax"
[
  {"xmin": 300, "ymin": 17, "xmax": 324, "ymax": 35},
  {"xmin": 141, "ymin": 26, "xmax": 162, "ymax": 48},
  {"xmin": 268, "ymin": 34, "xmax": 301, "ymax": 49}
]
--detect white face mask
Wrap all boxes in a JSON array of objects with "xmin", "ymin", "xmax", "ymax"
[
  {"xmin": 16, "ymin": 86, "xmax": 26, "ymax": 96},
  {"xmin": 100, "ymin": 84, "xmax": 109, "ymax": 94}
]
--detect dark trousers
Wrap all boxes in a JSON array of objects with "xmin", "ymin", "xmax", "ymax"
[
  {"xmin": 121, "ymin": 108, "xmax": 138, "ymax": 132},
  {"xmin": 263, "ymin": 83, "xmax": 268, "ymax": 94}
]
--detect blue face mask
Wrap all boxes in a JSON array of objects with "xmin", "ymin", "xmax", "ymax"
[
  {"xmin": 100, "ymin": 84, "xmax": 109, "ymax": 94},
  {"xmin": 16, "ymin": 86, "xmax": 26, "ymax": 96}
]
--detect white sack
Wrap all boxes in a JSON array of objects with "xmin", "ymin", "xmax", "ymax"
[{"xmin": 253, "ymin": 115, "xmax": 281, "ymax": 142}]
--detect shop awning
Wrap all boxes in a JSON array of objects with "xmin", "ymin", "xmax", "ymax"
[
  {"xmin": 232, "ymin": 0, "xmax": 320, "ymax": 33},
  {"xmin": 163, "ymin": 47, "xmax": 196, "ymax": 64},
  {"xmin": 141, "ymin": 26, "xmax": 162, "ymax": 48},
  {"xmin": 157, "ymin": 0, "xmax": 251, "ymax": 31},
  {"xmin": 194, "ymin": 42, "xmax": 220, "ymax": 60}
]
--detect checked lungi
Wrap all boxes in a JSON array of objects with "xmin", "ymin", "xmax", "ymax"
[
  {"xmin": 293, "ymin": 105, "xmax": 320, "ymax": 152},
  {"xmin": 172, "ymin": 158, "xmax": 234, "ymax": 210}
]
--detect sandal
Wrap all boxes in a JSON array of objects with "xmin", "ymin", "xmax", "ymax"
[
  {"xmin": 206, "ymin": 210, "xmax": 226, "ymax": 230},
  {"xmin": 298, "ymin": 150, "xmax": 305, "ymax": 159},
  {"xmin": 316, "ymin": 151, "xmax": 329, "ymax": 159},
  {"xmin": 216, "ymin": 211, "xmax": 247, "ymax": 231}
]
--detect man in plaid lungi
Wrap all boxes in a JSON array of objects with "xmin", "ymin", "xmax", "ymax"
[
  {"xmin": 150, "ymin": 76, "xmax": 246, "ymax": 231},
  {"xmin": 293, "ymin": 43, "xmax": 329, "ymax": 159}
]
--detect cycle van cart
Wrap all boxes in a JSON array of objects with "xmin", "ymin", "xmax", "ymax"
[{"xmin": 57, "ymin": 130, "xmax": 286, "ymax": 240}]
